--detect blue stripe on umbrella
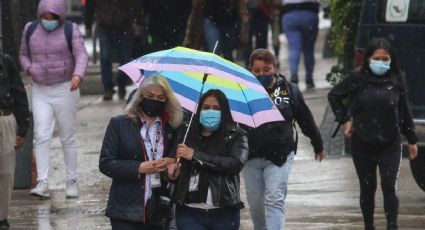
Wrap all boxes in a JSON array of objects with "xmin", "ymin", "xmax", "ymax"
[
  {"xmin": 137, "ymin": 56, "xmax": 259, "ymax": 85},
  {"xmin": 143, "ymin": 50, "xmax": 252, "ymax": 76},
  {"xmin": 145, "ymin": 70, "xmax": 274, "ymax": 116}
]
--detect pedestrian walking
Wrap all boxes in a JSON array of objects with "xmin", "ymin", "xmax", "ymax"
[
  {"xmin": 19, "ymin": 0, "xmax": 88, "ymax": 198},
  {"xmin": 328, "ymin": 37, "xmax": 418, "ymax": 230},
  {"xmin": 243, "ymin": 49, "xmax": 325, "ymax": 230},
  {"xmin": 281, "ymin": 0, "xmax": 320, "ymax": 88},
  {"xmin": 0, "ymin": 52, "xmax": 30, "ymax": 229},
  {"xmin": 84, "ymin": 0, "xmax": 143, "ymax": 100},
  {"xmin": 140, "ymin": 0, "xmax": 192, "ymax": 52},
  {"xmin": 167, "ymin": 89, "xmax": 248, "ymax": 230},
  {"xmin": 99, "ymin": 75, "xmax": 184, "ymax": 229},
  {"xmin": 183, "ymin": 0, "xmax": 248, "ymax": 61},
  {"xmin": 244, "ymin": 0, "xmax": 281, "ymax": 67}
]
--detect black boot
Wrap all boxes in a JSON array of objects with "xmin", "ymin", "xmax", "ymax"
[
  {"xmin": 387, "ymin": 222, "xmax": 398, "ymax": 230},
  {"xmin": 365, "ymin": 224, "xmax": 375, "ymax": 230},
  {"xmin": 0, "ymin": 219, "xmax": 10, "ymax": 228}
]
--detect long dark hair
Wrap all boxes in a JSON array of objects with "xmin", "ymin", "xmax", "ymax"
[
  {"xmin": 360, "ymin": 37, "xmax": 406, "ymax": 90},
  {"xmin": 186, "ymin": 89, "xmax": 234, "ymax": 155}
]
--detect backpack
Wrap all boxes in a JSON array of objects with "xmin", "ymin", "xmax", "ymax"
[
  {"xmin": 25, "ymin": 20, "xmax": 73, "ymax": 56},
  {"xmin": 282, "ymin": 77, "xmax": 300, "ymax": 154}
]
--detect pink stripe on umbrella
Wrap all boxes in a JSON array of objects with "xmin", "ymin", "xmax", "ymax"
[
  {"xmin": 252, "ymin": 110, "xmax": 285, "ymax": 127},
  {"xmin": 175, "ymin": 94, "xmax": 198, "ymax": 112},
  {"xmin": 230, "ymin": 111, "xmax": 255, "ymax": 127},
  {"xmin": 122, "ymin": 62, "xmax": 265, "ymax": 93}
]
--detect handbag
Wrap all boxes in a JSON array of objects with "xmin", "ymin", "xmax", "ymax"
[{"xmin": 145, "ymin": 192, "xmax": 173, "ymax": 227}]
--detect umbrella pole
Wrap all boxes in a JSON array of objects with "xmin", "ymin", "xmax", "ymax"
[
  {"xmin": 182, "ymin": 73, "xmax": 209, "ymax": 144},
  {"xmin": 173, "ymin": 73, "xmax": 209, "ymax": 177}
]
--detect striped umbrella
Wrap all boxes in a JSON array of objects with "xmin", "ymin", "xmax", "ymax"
[{"xmin": 119, "ymin": 47, "xmax": 283, "ymax": 128}]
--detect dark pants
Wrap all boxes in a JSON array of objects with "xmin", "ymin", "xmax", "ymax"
[
  {"xmin": 245, "ymin": 8, "xmax": 270, "ymax": 67},
  {"xmin": 351, "ymin": 133, "xmax": 401, "ymax": 229},
  {"xmin": 110, "ymin": 218, "xmax": 165, "ymax": 230},
  {"xmin": 203, "ymin": 18, "xmax": 237, "ymax": 61},
  {"xmin": 98, "ymin": 30, "xmax": 131, "ymax": 91},
  {"xmin": 175, "ymin": 205, "xmax": 240, "ymax": 230}
]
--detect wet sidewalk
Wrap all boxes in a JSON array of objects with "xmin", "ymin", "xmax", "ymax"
[{"xmin": 7, "ymin": 26, "xmax": 425, "ymax": 229}]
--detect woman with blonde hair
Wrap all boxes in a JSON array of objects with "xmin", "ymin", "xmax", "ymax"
[{"xmin": 99, "ymin": 75, "xmax": 183, "ymax": 229}]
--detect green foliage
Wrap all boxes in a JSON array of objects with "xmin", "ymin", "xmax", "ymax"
[{"xmin": 326, "ymin": 0, "xmax": 362, "ymax": 85}]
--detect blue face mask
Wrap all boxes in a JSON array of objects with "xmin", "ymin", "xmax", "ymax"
[
  {"xmin": 200, "ymin": 110, "xmax": 221, "ymax": 131},
  {"xmin": 369, "ymin": 59, "xmax": 391, "ymax": 76},
  {"xmin": 256, "ymin": 74, "xmax": 274, "ymax": 88},
  {"xmin": 41, "ymin": 19, "xmax": 59, "ymax": 32}
]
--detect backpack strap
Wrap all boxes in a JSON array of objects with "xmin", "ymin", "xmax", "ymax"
[
  {"xmin": 64, "ymin": 20, "xmax": 73, "ymax": 53},
  {"xmin": 283, "ymin": 77, "xmax": 300, "ymax": 154},
  {"xmin": 25, "ymin": 20, "xmax": 73, "ymax": 57},
  {"xmin": 25, "ymin": 20, "xmax": 39, "ymax": 59}
]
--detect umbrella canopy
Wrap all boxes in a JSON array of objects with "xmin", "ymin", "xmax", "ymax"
[{"xmin": 119, "ymin": 47, "xmax": 284, "ymax": 128}]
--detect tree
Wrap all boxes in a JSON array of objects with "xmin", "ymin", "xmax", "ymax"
[{"xmin": 326, "ymin": 0, "xmax": 362, "ymax": 85}]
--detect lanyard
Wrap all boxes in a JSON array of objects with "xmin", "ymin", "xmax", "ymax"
[{"xmin": 140, "ymin": 116, "xmax": 161, "ymax": 160}]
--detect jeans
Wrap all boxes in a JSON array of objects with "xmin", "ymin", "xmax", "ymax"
[
  {"xmin": 242, "ymin": 152, "xmax": 295, "ymax": 230},
  {"xmin": 98, "ymin": 30, "xmax": 131, "ymax": 91},
  {"xmin": 203, "ymin": 18, "xmax": 237, "ymax": 61},
  {"xmin": 175, "ymin": 205, "xmax": 240, "ymax": 230},
  {"xmin": 282, "ymin": 11, "xmax": 319, "ymax": 84},
  {"xmin": 32, "ymin": 81, "xmax": 80, "ymax": 181}
]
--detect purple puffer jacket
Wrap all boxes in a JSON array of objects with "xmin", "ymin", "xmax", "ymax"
[{"xmin": 19, "ymin": 0, "xmax": 88, "ymax": 86}]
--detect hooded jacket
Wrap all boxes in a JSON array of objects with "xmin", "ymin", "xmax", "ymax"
[
  {"xmin": 245, "ymin": 74, "xmax": 323, "ymax": 166},
  {"xmin": 19, "ymin": 0, "xmax": 88, "ymax": 86}
]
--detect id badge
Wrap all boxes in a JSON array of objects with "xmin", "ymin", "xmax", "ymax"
[
  {"xmin": 150, "ymin": 173, "xmax": 161, "ymax": 188},
  {"xmin": 189, "ymin": 174, "xmax": 200, "ymax": 192}
]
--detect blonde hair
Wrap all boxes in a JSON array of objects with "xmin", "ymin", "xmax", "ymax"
[{"xmin": 124, "ymin": 75, "xmax": 183, "ymax": 128}]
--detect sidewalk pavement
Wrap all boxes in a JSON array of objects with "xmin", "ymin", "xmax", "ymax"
[{"xmin": 8, "ymin": 25, "xmax": 425, "ymax": 229}]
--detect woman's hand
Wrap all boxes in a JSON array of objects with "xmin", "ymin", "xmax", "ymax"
[
  {"xmin": 409, "ymin": 144, "xmax": 418, "ymax": 160},
  {"xmin": 167, "ymin": 163, "xmax": 181, "ymax": 180},
  {"xmin": 343, "ymin": 121, "xmax": 353, "ymax": 139},
  {"xmin": 176, "ymin": 144, "xmax": 194, "ymax": 160},
  {"xmin": 70, "ymin": 75, "xmax": 81, "ymax": 91},
  {"xmin": 138, "ymin": 158, "xmax": 168, "ymax": 174}
]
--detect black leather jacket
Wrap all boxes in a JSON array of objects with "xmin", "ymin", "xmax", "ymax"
[{"xmin": 170, "ymin": 123, "xmax": 249, "ymax": 208}]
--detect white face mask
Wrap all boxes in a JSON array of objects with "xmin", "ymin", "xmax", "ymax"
[
  {"xmin": 41, "ymin": 19, "xmax": 59, "ymax": 31},
  {"xmin": 369, "ymin": 59, "xmax": 391, "ymax": 76}
]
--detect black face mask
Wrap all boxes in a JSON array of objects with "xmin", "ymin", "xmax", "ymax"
[{"xmin": 140, "ymin": 97, "xmax": 166, "ymax": 117}]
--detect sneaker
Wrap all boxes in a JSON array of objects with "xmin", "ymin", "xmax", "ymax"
[
  {"xmin": 66, "ymin": 179, "xmax": 79, "ymax": 198},
  {"xmin": 30, "ymin": 181, "xmax": 50, "ymax": 198},
  {"xmin": 0, "ymin": 219, "xmax": 10, "ymax": 228},
  {"xmin": 118, "ymin": 86, "xmax": 126, "ymax": 100},
  {"xmin": 103, "ymin": 89, "xmax": 114, "ymax": 101}
]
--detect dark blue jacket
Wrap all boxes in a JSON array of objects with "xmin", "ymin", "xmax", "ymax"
[{"xmin": 99, "ymin": 115, "xmax": 176, "ymax": 222}]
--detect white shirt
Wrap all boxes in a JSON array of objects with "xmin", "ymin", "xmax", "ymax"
[{"xmin": 140, "ymin": 116, "xmax": 164, "ymax": 203}]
